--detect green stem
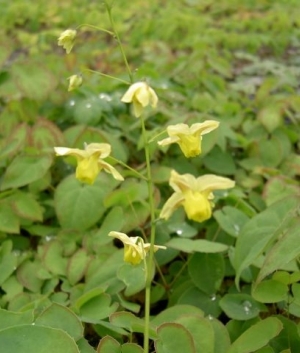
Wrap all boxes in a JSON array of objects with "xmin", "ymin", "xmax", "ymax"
[
  {"xmin": 76, "ymin": 23, "xmax": 114, "ymax": 36},
  {"xmin": 108, "ymin": 156, "xmax": 148, "ymax": 181},
  {"xmin": 104, "ymin": 1, "xmax": 134, "ymax": 83},
  {"xmin": 141, "ymin": 116, "xmax": 156, "ymax": 353},
  {"xmin": 82, "ymin": 69, "xmax": 130, "ymax": 85}
]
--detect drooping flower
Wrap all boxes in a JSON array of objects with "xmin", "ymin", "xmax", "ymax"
[
  {"xmin": 58, "ymin": 29, "xmax": 77, "ymax": 54},
  {"xmin": 157, "ymin": 121, "xmax": 219, "ymax": 158},
  {"xmin": 109, "ymin": 231, "xmax": 166, "ymax": 265},
  {"xmin": 68, "ymin": 74, "xmax": 83, "ymax": 91},
  {"xmin": 121, "ymin": 82, "xmax": 158, "ymax": 118},
  {"xmin": 54, "ymin": 143, "xmax": 124, "ymax": 184},
  {"xmin": 160, "ymin": 170, "xmax": 235, "ymax": 223}
]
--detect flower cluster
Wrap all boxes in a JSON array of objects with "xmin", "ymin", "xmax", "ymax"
[
  {"xmin": 54, "ymin": 143, "xmax": 123, "ymax": 185},
  {"xmin": 109, "ymin": 231, "xmax": 166, "ymax": 265},
  {"xmin": 121, "ymin": 82, "xmax": 158, "ymax": 118},
  {"xmin": 56, "ymin": 28, "xmax": 235, "ymax": 266},
  {"xmin": 160, "ymin": 170, "xmax": 235, "ymax": 223}
]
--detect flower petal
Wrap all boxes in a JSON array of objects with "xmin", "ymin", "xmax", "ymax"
[
  {"xmin": 108, "ymin": 231, "xmax": 137, "ymax": 245},
  {"xmin": 99, "ymin": 160, "xmax": 124, "ymax": 181},
  {"xmin": 157, "ymin": 136, "xmax": 180, "ymax": 147},
  {"xmin": 190, "ymin": 120, "xmax": 219, "ymax": 135},
  {"xmin": 54, "ymin": 147, "xmax": 87, "ymax": 159},
  {"xmin": 169, "ymin": 170, "xmax": 198, "ymax": 193},
  {"xmin": 195, "ymin": 174, "xmax": 235, "ymax": 194},
  {"xmin": 121, "ymin": 82, "xmax": 146, "ymax": 103},
  {"xmin": 159, "ymin": 192, "xmax": 185, "ymax": 220}
]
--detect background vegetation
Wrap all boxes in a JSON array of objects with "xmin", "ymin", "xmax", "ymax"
[{"xmin": 0, "ymin": 0, "xmax": 300, "ymax": 352}]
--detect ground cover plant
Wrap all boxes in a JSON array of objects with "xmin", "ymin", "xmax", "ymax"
[{"xmin": 0, "ymin": 0, "xmax": 300, "ymax": 352}]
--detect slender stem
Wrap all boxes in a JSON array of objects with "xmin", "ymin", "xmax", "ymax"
[
  {"xmin": 82, "ymin": 68, "xmax": 130, "ymax": 85},
  {"xmin": 107, "ymin": 156, "xmax": 148, "ymax": 180},
  {"xmin": 104, "ymin": 1, "xmax": 134, "ymax": 83},
  {"xmin": 141, "ymin": 116, "xmax": 156, "ymax": 353},
  {"xmin": 76, "ymin": 23, "xmax": 114, "ymax": 36}
]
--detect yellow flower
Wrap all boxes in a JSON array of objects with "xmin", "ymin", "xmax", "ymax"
[
  {"xmin": 157, "ymin": 121, "xmax": 219, "ymax": 158},
  {"xmin": 54, "ymin": 143, "xmax": 124, "ymax": 184},
  {"xmin": 68, "ymin": 74, "xmax": 82, "ymax": 91},
  {"xmin": 121, "ymin": 82, "xmax": 158, "ymax": 118},
  {"xmin": 160, "ymin": 170, "xmax": 235, "ymax": 223},
  {"xmin": 58, "ymin": 29, "xmax": 77, "ymax": 54},
  {"xmin": 109, "ymin": 231, "xmax": 166, "ymax": 265}
]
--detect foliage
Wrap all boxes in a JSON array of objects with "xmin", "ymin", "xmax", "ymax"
[{"xmin": 0, "ymin": 0, "xmax": 300, "ymax": 352}]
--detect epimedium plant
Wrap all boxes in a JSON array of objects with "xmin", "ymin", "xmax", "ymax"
[{"xmin": 0, "ymin": 1, "xmax": 300, "ymax": 353}]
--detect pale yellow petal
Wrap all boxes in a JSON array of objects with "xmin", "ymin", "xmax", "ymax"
[
  {"xmin": 190, "ymin": 120, "xmax": 219, "ymax": 135},
  {"xmin": 132, "ymin": 101, "xmax": 144, "ymax": 118},
  {"xmin": 167, "ymin": 124, "xmax": 190, "ymax": 136},
  {"xmin": 85, "ymin": 143, "xmax": 111, "ymax": 158},
  {"xmin": 54, "ymin": 147, "xmax": 87, "ymax": 159},
  {"xmin": 135, "ymin": 85, "xmax": 150, "ymax": 107},
  {"xmin": 121, "ymin": 82, "xmax": 146, "ymax": 103},
  {"xmin": 182, "ymin": 190, "xmax": 212, "ymax": 222},
  {"xmin": 148, "ymin": 87, "xmax": 158, "ymax": 108},
  {"xmin": 169, "ymin": 170, "xmax": 198, "ymax": 193},
  {"xmin": 157, "ymin": 136, "xmax": 180, "ymax": 147},
  {"xmin": 159, "ymin": 192, "xmax": 185, "ymax": 220},
  {"xmin": 108, "ymin": 231, "xmax": 137, "ymax": 245},
  {"xmin": 195, "ymin": 174, "xmax": 235, "ymax": 194},
  {"xmin": 76, "ymin": 154, "xmax": 100, "ymax": 184},
  {"xmin": 99, "ymin": 160, "xmax": 124, "ymax": 181},
  {"xmin": 143, "ymin": 243, "xmax": 167, "ymax": 253}
]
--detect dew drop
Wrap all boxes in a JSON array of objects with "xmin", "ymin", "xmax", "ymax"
[
  {"xmin": 242, "ymin": 300, "xmax": 252, "ymax": 314},
  {"xmin": 234, "ymin": 224, "xmax": 240, "ymax": 235},
  {"xmin": 207, "ymin": 314, "xmax": 214, "ymax": 320},
  {"xmin": 176, "ymin": 229, "xmax": 183, "ymax": 235},
  {"xmin": 99, "ymin": 93, "xmax": 112, "ymax": 101},
  {"xmin": 86, "ymin": 103, "xmax": 92, "ymax": 109},
  {"xmin": 69, "ymin": 99, "xmax": 76, "ymax": 106},
  {"xmin": 210, "ymin": 294, "xmax": 217, "ymax": 301}
]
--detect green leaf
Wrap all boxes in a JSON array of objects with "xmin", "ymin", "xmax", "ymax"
[
  {"xmin": 11, "ymin": 62, "xmax": 57, "ymax": 100},
  {"xmin": 256, "ymin": 220, "xmax": 300, "ymax": 284},
  {"xmin": 55, "ymin": 174, "xmax": 118, "ymax": 230},
  {"xmin": 10, "ymin": 191, "xmax": 43, "ymax": 221},
  {"xmin": 219, "ymin": 294, "xmax": 261, "ymax": 320},
  {"xmin": 263, "ymin": 177, "xmax": 300, "ymax": 207},
  {"xmin": 252, "ymin": 280, "xmax": 288, "ymax": 303},
  {"xmin": 0, "ymin": 324, "xmax": 80, "ymax": 353},
  {"xmin": 151, "ymin": 305, "xmax": 204, "ymax": 327},
  {"xmin": 97, "ymin": 336, "xmax": 121, "ymax": 353},
  {"xmin": 16, "ymin": 260, "xmax": 44, "ymax": 292},
  {"xmin": 0, "ymin": 308, "xmax": 33, "ymax": 330},
  {"xmin": 202, "ymin": 146, "xmax": 236, "ymax": 175},
  {"xmin": 67, "ymin": 249, "xmax": 90, "ymax": 285},
  {"xmin": 155, "ymin": 323, "xmax": 196, "ymax": 353},
  {"xmin": 75, "ymin": 290, "xmax": 118, "ymax": 323},
  {"xmin": 166, "ymin": 238, "xmax": 228, "ymax": 253},
  {"xmin": 117, "ymin": 263, "xmax": 146, "ymax": 296},
  {"xmin": 188, "ymin": 253, "xmax": 224, "ymax": 295},
  {"xmin": 35, "ymin": 303, "xmax": 84, "ymax": 341},
  {"xmin": 214, "ymin": 206, "xmax": 249, "ymax": 237},
  {"xmin": 234, "ymin": 196, "xmax": 299, "ymax": 288},
  {"xmin": 41, "ymin": 240, "xmax": 67, "ymax": 276},
  {"xmin": 0, "ymin": 240, "xmax": 18, "ymax": 285},
  {"xmin": 175, "ymin": 316, "xmax": 214, "ymax": 353},
  {"xmin": 178, "ymin": 287, "xmax": 222, "ymax": 317},
  {"xmin": 227, "ymin": 317, "xmax": 283, "ymax": 353},
  {"xmin": 0, "ymin": 202, "xmax": 20, "ymax": 233},
  {"xmin": 92, "ymin": 207, "xmax": 124, "ymax": 246},
  {"xmin": 1, "ymin": 154, "xmax": 53, "ymax": 190},
  {"xmin": 210, "ymin": 318, "xmax": 231, "ymax": 353},
  {"xmin": 121, "ymin": 343, "xmax": 143, "ymax": 353}
]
